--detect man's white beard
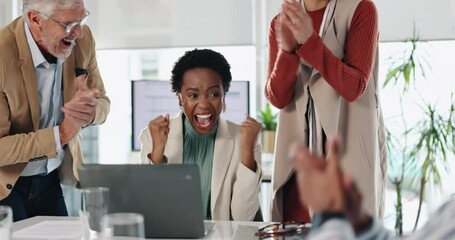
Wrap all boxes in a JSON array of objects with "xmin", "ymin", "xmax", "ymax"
[{"xmin": 41, "ymin": 33, "xmax": 74, "ymax": 59}]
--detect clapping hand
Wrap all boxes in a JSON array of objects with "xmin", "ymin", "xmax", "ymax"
[
  {"xmin": 281, "ymin": 0, "xmax": 314, "ymax": 45},
  {"xmin": 292, "ymin": 136, "xmax": 346, "ymax": 213},
  {"xmin": 292, "ymin": 136, "xmax": 371, "ymax": 231},
  {"xmin": 61, "ymin": 74, "xmax": 99, "ymax": 127},
  {"xmin": 59, "ymin": 74, "xmax": 99, "ymax": 145},
  {"xmin": 276, "ymin": 11, "xmax": 299, "ymax": 52}
]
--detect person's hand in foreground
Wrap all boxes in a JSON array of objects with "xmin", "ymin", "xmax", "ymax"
[{"xmin": 291, "ymin": 136, "xmax": 372, "ymax": 233}]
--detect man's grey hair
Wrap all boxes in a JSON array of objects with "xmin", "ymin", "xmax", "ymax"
[{"xmin": 22, "ymin": 0, "xmax": 83, "ymax": 24}]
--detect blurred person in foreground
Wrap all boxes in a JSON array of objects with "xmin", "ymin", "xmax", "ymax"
[
  {"xmin": 291, "ymin": 136, "xmax": 455, "ymax": 239},
  {"xmin": 0, "ymin": 0, "xmax": 110, "ymax": 221}
]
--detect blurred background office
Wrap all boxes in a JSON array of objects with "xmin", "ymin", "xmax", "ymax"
[{"xmin": 1, "ymin": 0, "xmax": 454, "ymax": 233}]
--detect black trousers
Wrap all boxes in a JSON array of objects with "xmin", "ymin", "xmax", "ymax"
[{"xmin": 0, "ymin": 170, "xmax": 68, "ymax": 222}]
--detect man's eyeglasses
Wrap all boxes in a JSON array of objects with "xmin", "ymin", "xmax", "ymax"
[
  {"xmin": 40, "ymin": 11, "xmax": 91, "ymax": 34},
  {"xmin": 255, "ymin": 221, "xmax": 310, "ymax": 238}
]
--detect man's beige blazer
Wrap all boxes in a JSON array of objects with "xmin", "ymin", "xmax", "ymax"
[{"xmin": 0, "ymin": 17, "xmax": 110, "ymax": 200}]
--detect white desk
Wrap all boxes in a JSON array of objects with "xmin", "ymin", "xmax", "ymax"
[{"xmin": 12, "ymin": 216, "xmax": 307, "ymax": 240}]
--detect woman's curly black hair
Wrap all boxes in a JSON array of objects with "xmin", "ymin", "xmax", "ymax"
[{"xmin": 170, "ymin": 49, "xmax": 232, "ymax": 94}]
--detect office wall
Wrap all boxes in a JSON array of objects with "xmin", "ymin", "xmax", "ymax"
[
  {"xmin": 3, "ymin": 0, "xmax": 455, "ymax": 43},
  {"xmin": 84, "ymin": 0, "xmax": 254, "ymax": 49},
  {"xmin": 0, "ymin": 0, "xmax": 12, "ymax": 28},
  {"xmin": 376, "ymin": 0, "xmax": 455, "ymax": 41},
  {"xmin": 0, "ymin": 1, "xmax": 254, "ymax": 49},
  {"xmin": 264, "ymin": 0, "xmax": 455, "ymax": 42}
]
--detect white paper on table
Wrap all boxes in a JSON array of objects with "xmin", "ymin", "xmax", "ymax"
[{"xmin": 13, "ymin": 220, "xmax": 81, "ymax": 239}]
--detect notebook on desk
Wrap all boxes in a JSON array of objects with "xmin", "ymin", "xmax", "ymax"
[{"xmin": 78, "ymin": 164, "xmax": 211, "ymax": 238}]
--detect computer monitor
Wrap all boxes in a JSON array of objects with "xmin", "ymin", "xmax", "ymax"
[{"xmin": 131, "ymin": 80, "xmax": 250, "ymax": 151}]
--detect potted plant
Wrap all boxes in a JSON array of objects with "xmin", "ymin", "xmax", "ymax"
[
  {"xmin": 383, "ymin": 38, "xmax": 427, "ymax": 235},
  {"xmin": 407, "ymin": 99, "xmax": 455, "ymax": 231},
  {"xmin": 383, "ymin": 38, "xmax": 455, "ymax": 235},
  {"xmin": 258, "ymin": 103, "xmax": 278, "ymax": 153}
]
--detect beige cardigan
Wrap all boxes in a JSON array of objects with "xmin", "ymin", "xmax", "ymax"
[
  {"xmin": 0, "ymin": 17, "xmax": 110, "ymax": 200},
  {"xmin": 139, "ymin": 113, "xmax": 262, "ymax": 221},
  {"xmin": 271, "ymin": 0, "xmax": 387, "ymax": 221}
]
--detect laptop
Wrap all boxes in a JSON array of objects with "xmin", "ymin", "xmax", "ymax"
[{"xmin": 78, "ymin": 164, "xmax": 209, "ymax": 238}]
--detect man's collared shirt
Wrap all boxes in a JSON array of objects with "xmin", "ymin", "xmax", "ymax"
[{"xmin": 21, "ymin": 22, "xmax": 65, "ymax": 176}]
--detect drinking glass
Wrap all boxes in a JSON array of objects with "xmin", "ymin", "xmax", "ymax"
[
  {"xmin": 0, "ymin": 206, "xmax": 12, "ymax": 240},
  {"xmin": 80, "ymin": 187, "xmax": 109, "ymax": 240},
  {"xmin": 101, "ymin": 213, "xmax": 145, "ymax": 240}
]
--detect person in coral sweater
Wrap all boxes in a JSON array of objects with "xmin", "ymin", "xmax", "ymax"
[{"xmin": 266, "ymin": 0, "xmax": 387, "ymax": 222}]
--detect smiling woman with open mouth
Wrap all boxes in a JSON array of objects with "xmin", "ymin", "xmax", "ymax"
[{"xmin": 139, "ymin": 49, "xmax": 263, "ymax": 222}]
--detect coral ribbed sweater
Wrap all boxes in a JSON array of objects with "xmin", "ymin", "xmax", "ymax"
[{"xmin": 265, "ymin": 0, "xmax": 378, "ymax": 108}]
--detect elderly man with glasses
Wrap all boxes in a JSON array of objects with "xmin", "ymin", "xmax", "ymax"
[{"xmin": 0, "ymin": 0, "xmax": 110, "ymax": 221}]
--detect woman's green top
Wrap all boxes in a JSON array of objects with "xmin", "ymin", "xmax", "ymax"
[{"xmin": 182, "ymin": 117, "xmax": 217, "ymax": 219}]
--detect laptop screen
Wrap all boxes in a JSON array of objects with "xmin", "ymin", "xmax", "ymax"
[{"xmin": 78, "ymin": 164, "xmax": 206, "ymax": 238}]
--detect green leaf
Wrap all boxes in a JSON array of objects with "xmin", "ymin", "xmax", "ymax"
[
  {"xmin": 403, "ymin": 63, "xmax": 412, "ymax": 84},
  {"xmin": 258, "ymin": 103, "xmax": 278, "ymax": 131},
  {"xmin": 384, "ymin": 66, "xmax": 401, "ymax": 87}
]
